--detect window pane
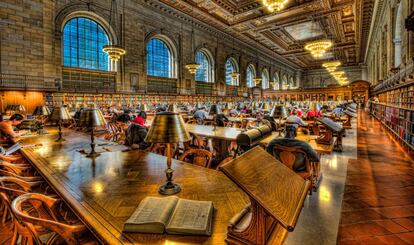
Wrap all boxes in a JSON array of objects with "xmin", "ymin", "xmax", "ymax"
[
  {"xmin": 225, "ymin": 59, "xmax": 237, "ymax": 85},
  {"xmin": 246, "ymin": 66, "xmax": 253, "ymax": 88},
  {"xmin": 195, "ymin": 51, "xmax": 209, "ymax": 82},
  {"xmin": 146, "ymin": 38, "xmax": 172, "ymax": 78},
  {"xmin": 62, "ymin": 17, "xmax": 110, "ymax": 70}
]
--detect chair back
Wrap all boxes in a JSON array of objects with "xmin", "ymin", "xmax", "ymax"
[
  {"xmin": 270, "ymin": 145, "xmax": 310, "ymax": 172},
  {"xmin": 179, "ymin": 148, "xmax": 213, "ymax": 168},
  {"xmin": 12, "ymin": 193, "xmax": 86, "ymax": 245}
]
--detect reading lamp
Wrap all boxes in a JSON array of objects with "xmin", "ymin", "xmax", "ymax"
[
  {"xmin": 49, "ymin": 106, "xmax": 72, "ymax": 142},
  {"xmin": 78, "ymin": 108, "xmax": 107, "ymax": 158},
  {"xmin": 33, "ymin": 106, "xmax": 51, "ymax": 134},
  {"xmin": 145, "ymin": 111, "xmax": 191, "ymax": 195}
]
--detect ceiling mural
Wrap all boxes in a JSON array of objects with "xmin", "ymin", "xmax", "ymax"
[{"xmin": 151, "ymin": 0, "xmax": 374, "ymax": 70}]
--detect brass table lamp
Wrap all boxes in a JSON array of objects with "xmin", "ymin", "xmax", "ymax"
[
  {"xmin": 145, "ymin": 112, "xmax": 191, "ymax": 195},
  {"xmin": 49, "ymin": 106, "xmax": 72, "ymax": 142},
  {"xmin": 78, "ymin": 108, "xmax": 107, "ymax": 158},
  {"xmin": 33, "ymin": 106, "xmax": 51, "ymax": 134}
]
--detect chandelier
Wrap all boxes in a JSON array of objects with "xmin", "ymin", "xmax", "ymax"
[
  {"xmin": 230, "ymin": 72, "xmax": 240, "ymax": 80},
  {"xmin": 103, "ymin": 45, "xmax": 126, "ymax": 61},
  {"xmin": 262, "ymin": 0, "xmax": 288, "ymax": 12},
  {"xmin": 185, "ymin": 63, "xmax": 200, "ymax": 74},
  {"xmin": 253, "ymin": 78, "xmax": 262, "ymax": 86},
  {"xmin": 102, "ymin": 0, "xmax": 126, "ymax": 62},
  {"xmin": 304, "ymin": 40, "xmax": 333, "ymax": 58},
  {"xmin": 322, "ymin": 61, "xmax": 341, "ymax": 71}
]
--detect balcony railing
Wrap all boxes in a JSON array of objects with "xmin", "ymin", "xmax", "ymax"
[
  {"xmin": 61, "ymin": 68, "xmax": 116, "ymax": 93},
  {"xmin": 196, "ymin": 82, "xmax": 213, "ymax": 95},
  {"xmin": 0, "ymin": 73, "xmax": 57, "ymax": 90},
  {"xmin": 146, "ymin": 77, "xmax": 178, "ymax": 94},
  {"xmin": 373, "ymin": 61, "xmax": 414, "ymax": 93}
]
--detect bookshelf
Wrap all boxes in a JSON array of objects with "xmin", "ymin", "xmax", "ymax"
[{"xmin": 371, "ymin": 102, "xmax": 414, "ymax": 151}]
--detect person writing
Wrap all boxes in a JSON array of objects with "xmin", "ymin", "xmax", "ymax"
[{"xmin": 0, "ymin": 114, "xmax": 26, "ymax": 144}]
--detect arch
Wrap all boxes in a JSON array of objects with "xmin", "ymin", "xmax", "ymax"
[
  {"xmin": 261, "ymin": 68, "xmax": 270, "ymax": 89},
  {"xmin": 62, "ymin": 16, "xmax": 111, "ymax": 71},
  {"xmin": 272, "ymin": 71, "xmax": 280, "ymax": 90},
  {"xmin": 394, "ymin": 3, "xmax": 403, "ymax": 67},
  {"xmin": 195, "ymin": 48, "xmax": 214, "ymax": 83},
  {"xmin": 146, "ymin": 35, "xmax": 178, "ymax": 78},
  {"xmin": 246, "ymin": 63, "xmax": 256, "ymax": 88},
  {"xmin": 281, "ymin": 74, "xmax": 288, "ymax": 90},
  {"xmin": 225, "ymin": 57, "xmax": 239, "ymax": 86}
]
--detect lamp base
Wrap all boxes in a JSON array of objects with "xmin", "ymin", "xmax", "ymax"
[
  {"xmin": 86, "ymin": 152, "xmax": 101, "ymax": 158},
  {"xmin": 55, "ymin": 137, "xmax": 65, "ymax": 142},
  {"xmin": 159, "ymin": 182, "xmax": 181, "ymax": 195}
]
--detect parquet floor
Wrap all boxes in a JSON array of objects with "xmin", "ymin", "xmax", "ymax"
[{"xmin": 337, "ymin": 110, "xmax": 414, "ymax": 244}]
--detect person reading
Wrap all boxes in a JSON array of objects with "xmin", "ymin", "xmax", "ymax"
[
  {"xmin": 0, "ymin": 114, "xmax": 26, "ymax": 144},
  {"xmin": 266, "ymin": 124, "xmax": 319, "ymax": 172},
  {"xmin": 286, "ymin": 109, "xmax": 308, "ymax": 129}
]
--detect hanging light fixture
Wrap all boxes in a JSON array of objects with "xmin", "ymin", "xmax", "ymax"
[
  {"xmin": 253, "ymin": 78, "xmax": 262, "ymax": 86},
  {"xmin": 262, "ymin": 0, "xmax": 288, "ymax": 12},
  {"xmin": 304, "ymin": 39, "xmax": 333, "ymax": 58},
  {"xmin": 185, "ymin": 6, "xmax": 200, "ymax": 74},
  {"xmin": 102, "ymin": 0, "xmax": 126, "ymax": 61},
  {"xmin": 322, "ymin": 61, "xmax": 341, "ymax": 71}
]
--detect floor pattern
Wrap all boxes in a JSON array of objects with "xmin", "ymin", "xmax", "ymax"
[{"xmin": 337, "ymin": 110, "xmax": 414, "ymax": 245}]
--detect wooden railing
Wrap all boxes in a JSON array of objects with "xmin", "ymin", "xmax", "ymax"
[
  {"xmin": 373, "ymin": 61, "xmax": 414, "ymax": 93},
  {"xmin": 196, "ymin": 82, "xmax": 213, "ymax": 95},
  {"xmin": 0, "ymin": 73, "xmax": 57, "ymax": 91},
  {"xmin": 146, "ymin": 76, "xmax": 178, "ymax": 94}
]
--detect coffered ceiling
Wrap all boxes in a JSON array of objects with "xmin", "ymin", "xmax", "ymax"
[{"xmin": 155, "ymin": 0, "xmax": 374, "ymax": 70}]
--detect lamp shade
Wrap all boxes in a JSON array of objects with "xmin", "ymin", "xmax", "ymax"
[
  {"xmin": 49, "ymin": 106, "xmax": 72, "ymax": 121},
  {"xmin": 270, "ymin": 105, "xmax": 288, "ymax": 118},
  {"xmin": 166, "ymin": 103, "xmax": 178, "ymax": 113},
  {"xmin": 33, "ymin": 106, "xmax": 51, "ymax": 116},
  {"xmin": 145, "ymin": 112, "xmax": 190, "ymax": 143},
  {"xmin": 78, "ymin": 108, "xmax": 107, "ymax": 128},
  {"xmin": 261, "ymin": 103, "xmax": 270, "ymax": 111},
  {"xmin": 208, "ymin": 104, "xmax": 222, "ymax": 115}
]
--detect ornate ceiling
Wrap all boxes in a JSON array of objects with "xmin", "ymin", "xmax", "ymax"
[{"xmin": 155, "ymin": 0, "xmax": 374, "ymax": 70}]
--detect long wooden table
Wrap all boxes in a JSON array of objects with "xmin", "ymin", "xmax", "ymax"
[{"xmin": 19, "ymin": 131, "xmax": 249, "ymax": 244}]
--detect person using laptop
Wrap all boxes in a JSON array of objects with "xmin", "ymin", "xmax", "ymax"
[{"xmin": 0, "ymin": 113, "xmax": 27, "ymax": 144}]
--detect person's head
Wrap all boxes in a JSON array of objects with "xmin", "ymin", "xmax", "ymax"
[
  {"xmin": 138, "ymin": 111, "xmax": 147, "ymax": 120},
  {"xmin": 284, "ymin": 124, "xmax": 297, "ymax": 139},
  {"xmin": 124, "ymin": 109, "xmax": 131, "ymax": 114},
  {"xmin": 292, "ymin": 109, "xmax": 298, "ymax": 116},
  {"xmin": 9, "ymin": 113, "xmax": 24, "ymax": 126}
]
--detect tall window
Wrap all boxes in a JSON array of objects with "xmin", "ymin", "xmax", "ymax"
[
  {"xmin": 195, "ymin": 50, "xmax": 212, "ymax": 82},
  {"xmin": 246, "ymin": 64, "xmax": 255, "ymax": 88},
  {"xmin": 62, "ymin": 17, "xmax": 110, "ymax": 70},
  {"xmin": 146, "ymin": 38, "xmax": 174, "ymax": 78},
  {"xmin": 273, "ymin": 72, "xmax": 280, "ymax": 90},
  {"xmin": 261, "ymin": 69, "xmax": 269, "ymax": 89},
  {"xmin": 225, "ymin": 58, "xmax": 239, "ymax": 85},
  {"xmin": 394, "ymin": 3, "xmax": 403, "ymax": 67}
]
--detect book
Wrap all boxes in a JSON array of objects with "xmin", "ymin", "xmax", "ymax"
[{"xmin": 123, "ymin": 196, "xmax": 214, "ymax": 236}]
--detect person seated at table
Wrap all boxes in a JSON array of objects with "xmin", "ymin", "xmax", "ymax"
[
  {"xmin": 117, "ymin": 109, "xmax": 132, "ymax": 123},
  {"xmin": 215, "ymin": 113, "xmax": 229, "ymax": 127},
  {"xmin": 229, "ymin": 108, "xmax": 239, "ymax": 117},
  {"xmin": 332, "ymin": 106, "xmax": 344, "ymax": 116},
  {"xmin": 266, "ymin": 125, "xmax": 319, "ymax": 172},
  {"xmin": 133, "ymin": 111, "xmax": 147, "ymax": 127},
  {"xmin": 240, "ymin": 106, "xmax": 248, "ymax": 114},
  {"xmin": 125, "ymin": 122, "xmax": 151, "ymax": 150},
  {"xmin": 286, "ymin": 110, "xmax": 308, "ymax": 129},
  {"xmin": 0, "ymin": 113, "xmax": 26, "ymax": 144},
  {"xmin": 306, "ymin": 108, "xmax": 322, "ymax": 118},
  {"xmin": 294, "ymin": 106, "xmax": 303, "ymax": 117},
  {"xmin": 193, "ymin": 107, "xmax": 209, "ymax": 120}
]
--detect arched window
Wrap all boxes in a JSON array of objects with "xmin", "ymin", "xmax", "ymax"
[
  {"xmin": 282, "ymin": 75, "xmax": 288, "ymax": 90},
  {"xmin": 62, "ymin": 17, "xmax": 110, "ymax": 70},
  {"xmin": 146, "ymin": 37, "xmax": 176, "ymax": 78},
  {"xmin": 273, "ymin": 72, "xmax": 280, "ymax": 90},
  {"xmin": 195, "ymin": 49, "xmax": 214, "ymax": 82},
  {"xmin": 394, "ymin": 3, "xmax": 403, "ymax": 67},
  {"xmin": 225, "ymin": 58, "xmax": 239, "ymax": 86},
  {"xmin": 289, "ymin": 77, "xmax": 295, "ymax": 88},
  {"xmin": 261, "ymin": 69, "xmax": 269, "ymax": 89},
  {"xmin": 246, "ymin": 64, "xmax": 256, "ymax": 88}
]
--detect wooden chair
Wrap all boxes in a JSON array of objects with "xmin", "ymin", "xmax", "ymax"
[
  {"xmin": 269, "ymin": 145, "xmax": 314, "ymax": 194},
  {"xmin": 179, "ymin": 148, "xmax": 213, "ymax": 168},
  {"xmin": 0, "ymin": 161, "xmax": 37, "ymax": 177},
  {"xmin": 216, "ymin": 156, "xmax": 235, "ymax": 170},
  {"xmin": 12, "ymin": 193, "xmax": 91, "ymax": 245},
  {"xmin": 150, "ymin": 143, "xmax": 178, "ymax": 158},
  {"xmin": 0, "ymin": 154, "xmax": 25, "ymax": 164}
]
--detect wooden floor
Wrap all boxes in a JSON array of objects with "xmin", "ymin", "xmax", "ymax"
[{"xmin": 338, "ymin": 110, "xmax": 414, "ymax": 244}]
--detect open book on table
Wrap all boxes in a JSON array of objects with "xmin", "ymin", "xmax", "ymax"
[{"xmin": 123, "ymin": 196, "xmax": 214, "ymax": 236}]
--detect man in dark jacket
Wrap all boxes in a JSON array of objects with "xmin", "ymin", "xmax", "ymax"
[
  {"xmin": 266, "ymin": 124, "xmax": 319, "ymax": 172},
  {"xmin": 125, "ymin": 123, "xmax": 151, "ymax": 149}
]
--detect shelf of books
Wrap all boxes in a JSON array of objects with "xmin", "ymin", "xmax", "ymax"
[{"xmin": 371, "ymin": 102, "xmax": 414, "ymax": 151}]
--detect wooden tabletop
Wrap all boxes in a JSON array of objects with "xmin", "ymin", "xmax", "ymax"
[
  {"xmin": 19, "ymin": 131, "xmax": 249, "ymax": 245},
  {"xmin": 259, "ymin": 132, "xmax": 336, "ymax": 155},
  {"xmin": 184, "ymin": 124, "xmax": 242, "ymax": 141}
]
